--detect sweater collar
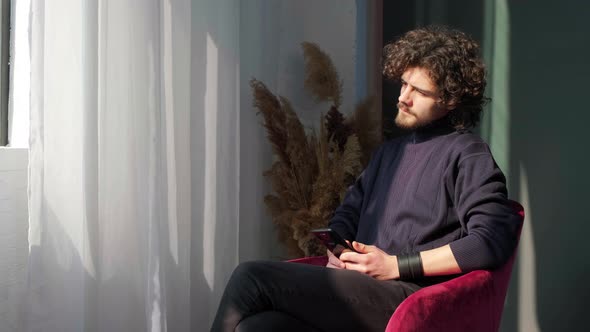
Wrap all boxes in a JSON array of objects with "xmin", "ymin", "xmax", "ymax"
[{"xmin": 410, "ymin": 117, "xmax": 456, "ymax": 143}]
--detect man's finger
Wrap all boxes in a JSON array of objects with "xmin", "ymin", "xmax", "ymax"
[
  {"xmin": 339, "ymin": 252, "xmax": 362, "ymax": 264},
  {"xmin": 342, "ymin": 262, "xmax": 367, "ymax": 274},
  {"xmin": 326, "ymin": 262, "xmax": 344, "ymax": 269},
  {"xmin": 352, "ymin": 241, "xmax": 375, "ymax": 253},
  {"xmin": 327, "ymin": 251, "xmax": 345, "ymax": 268},
  {"xmin": 330, "ymin": 258, "xmax": 345, "ymax": 269}
]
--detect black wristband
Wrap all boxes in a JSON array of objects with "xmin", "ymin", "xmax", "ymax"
[{"xmin": 397, "ymin": 252, "xmax": 424, "ymax": 280}]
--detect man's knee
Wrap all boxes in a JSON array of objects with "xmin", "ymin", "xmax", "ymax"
[
  {"xmin": 235, "ymin": 311, "xmax": 320, "ymax": 332},
  {"xmin": 226, "ymin": 260, "xmax": 272, "ymax": 291},
  {"xmin": 231, "ymin": 261, "xmax": 267, "ymax": 280}
]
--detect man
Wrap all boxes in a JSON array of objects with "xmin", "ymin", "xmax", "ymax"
[{"xmin": 211, "ymin": 26, "xmax": 522, "ymax": 332}]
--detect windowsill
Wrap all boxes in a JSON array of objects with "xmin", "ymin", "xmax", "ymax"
[{"xmin": 0, "ymin": 147, "xmax": 28, "ymax": 171}]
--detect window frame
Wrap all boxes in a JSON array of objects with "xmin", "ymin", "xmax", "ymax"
[{"xmin": 0, "ymin": 0, "xmax": 10, "ymax": 146}]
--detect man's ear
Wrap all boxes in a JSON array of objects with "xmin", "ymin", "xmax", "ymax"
[
  {"xmin": 446, "ymin": 99, "xmax": 458, "ymax": 111},
  {"xmin": 438, "ymin": 101, "xmax": 455, "ymax": 116}
]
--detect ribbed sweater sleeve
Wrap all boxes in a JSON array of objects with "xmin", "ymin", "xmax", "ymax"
[{"xmin": 447, "ymin": 142, "xmax": 523, "ymax": 271}]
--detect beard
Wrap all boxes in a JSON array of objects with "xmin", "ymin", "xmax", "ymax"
[
  {"xmin": 395, "ymin": 102, "xmax": 448, "ymax": 130},
  {"xmin": 395, "ymin": 103, "xmax": 421, "ymax": 130}
]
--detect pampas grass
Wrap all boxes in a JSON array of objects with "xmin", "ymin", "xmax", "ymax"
[
  {"xmin": 346, "ymin": 96, "xmax": 381, "ymax": 166},
  {"xmin": 252, "ymin": 42, "xmax": 381, "ymax": 257},
  {"xmin": 302, "ymin": 42, "xmax": 342, "ymax": 108}
]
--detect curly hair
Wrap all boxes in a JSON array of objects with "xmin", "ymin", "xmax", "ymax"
[{"xmin": 382, "ymin": 26, "xmax": 490, "ymax": 130}]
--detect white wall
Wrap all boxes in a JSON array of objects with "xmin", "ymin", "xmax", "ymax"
[
  {"xmin": 239, "ymin": 0, "xmax": 357, "ymax": 261},
  {"xmin": 275, "ymin": 1, "xmax": 357, "ymax": 127},
  {"xmin": 0, "ymin": 148, "xmax": 28, "ymax": 331}
]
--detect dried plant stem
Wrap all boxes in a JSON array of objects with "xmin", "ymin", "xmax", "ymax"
[{"xmin": 251, "ymin": 42, "xmax": 381, "ymax": 257}]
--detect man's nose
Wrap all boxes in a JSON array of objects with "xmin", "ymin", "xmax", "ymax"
[{"xmin": 398, "ymin": 87, "xmax": 412, "ymax": 106}]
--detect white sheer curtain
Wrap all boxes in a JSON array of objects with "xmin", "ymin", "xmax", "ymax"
[
  {"xmin": 20, "ymin": 0, "xmax": 363, "ymax": 330},
  {"xmin": 26, "ymin": 0, "xmax": 240, "ymax": 330}
]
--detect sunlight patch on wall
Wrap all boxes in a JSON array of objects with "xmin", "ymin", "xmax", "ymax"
[
  {"xmin": 162, "ymin": 0, "xmax": 180, "ymax": 265},
  {"xmin": 203, "ymin": 32, "xmax": 218, "ymax": 289},
  {"xmin": 489, "ymin": 0, "xmax": 510, "ymax": 179},
  {"xmin": 481, "ymin": 0, "xmax": 510, "ymax": 181},
  {"xmin": 518, "ymin": 163, "xmax": 540, "ymax": 332}
]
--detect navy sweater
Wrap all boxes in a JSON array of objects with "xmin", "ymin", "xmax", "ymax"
[{"xmin": 329, "ymin": 123, "xmax": 522, "ymax": 272}]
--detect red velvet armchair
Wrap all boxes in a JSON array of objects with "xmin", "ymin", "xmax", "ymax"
[{"xmin": 289, "ymin": 200, "xmax": 524, "ymax": 332}]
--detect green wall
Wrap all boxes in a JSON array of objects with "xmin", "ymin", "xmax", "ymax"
[
  {"xmin": 506, "ymin": 1, "xmax": 590, "ymax": 331},
  {"xmin": 383, "ymin": 1, "xmax": 590, "ymax": 330}
]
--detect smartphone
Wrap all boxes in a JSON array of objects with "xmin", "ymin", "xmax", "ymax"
[{"xmin": 310, "ymin": 228, "xmax": 357, "ymax": 257}]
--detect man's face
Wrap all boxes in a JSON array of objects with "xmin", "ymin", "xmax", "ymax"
[{"xmin": 395, "ymin": 67, "xmax": 452, "ymax": 130}]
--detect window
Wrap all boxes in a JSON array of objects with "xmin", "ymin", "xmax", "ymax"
[{"xmin": 0, "ymin": 0, "xmax": 10, "ymax": 146}]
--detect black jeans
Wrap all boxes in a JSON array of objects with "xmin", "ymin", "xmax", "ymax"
[{"xmin": 210, "ymin": 260, "xmax": 427, "ymax": 332}]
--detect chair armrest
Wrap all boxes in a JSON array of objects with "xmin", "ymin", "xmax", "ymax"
[
  {"xmin": 388, "ymin": 202, "xmax": 523, "ymax": 332},
  {"xmin": 287, "ymin": 256, "xmax": 328, "ymax": 266},
  {"xmin": 386, "ymin": 270, "xmax": 497, "ymax": 332}
]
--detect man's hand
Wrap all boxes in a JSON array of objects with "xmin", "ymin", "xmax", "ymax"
[
  {"xmin": 326, "ymin": 249, "xmax": 346, "ymax": 269},
  {"xmin": 339, "ymin": 241, "xmax": 399, "ymax": 280}
]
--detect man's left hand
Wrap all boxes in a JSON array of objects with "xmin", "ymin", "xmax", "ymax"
[{"xmin": 339, "ymin": 241, "xmax": 399, "ymax": 280}]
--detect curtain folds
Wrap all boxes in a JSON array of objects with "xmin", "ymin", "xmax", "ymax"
[{"xmin": 26, "ymin": 0, "xmax": 240, "ymax": 330}]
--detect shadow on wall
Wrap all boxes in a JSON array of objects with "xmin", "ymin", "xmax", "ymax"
[
  {"xmin": 190, "ymin": 0, "xmax": 241, "ymax": 328},
  {"xmin": 506, "ymin": 1, "xmax": 590, "ymax": 331},
  {"xmin": 189, "ymin": 0, "xmax": 211, "ymax": 328},
  {"xmin": 24, "ymin": 205, "xmax": 196, "ymax": 331},
  {"xmin": 26, "ymin": 206, "xmax": 134, "ymax": 331}
]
